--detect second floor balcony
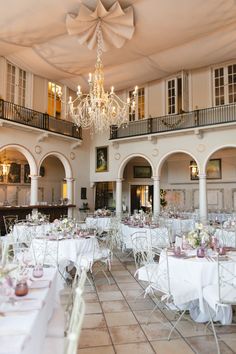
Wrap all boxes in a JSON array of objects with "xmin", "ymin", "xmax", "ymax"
[
  {"xmin": 110, "ymin": 103, "xmax": 236, "ymax": 140},
  {"xmin": 0, "ymin": 99, "xmax": 82, "ymax": 140}
]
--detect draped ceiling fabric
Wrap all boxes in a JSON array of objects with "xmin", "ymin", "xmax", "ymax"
[
  {"xmin": 1, "ymin": 0, "xmax": 236, "ymax": 91},
  {"xmin": 66, "ymin": 0, "xmax": 135, "ymax": 51}
]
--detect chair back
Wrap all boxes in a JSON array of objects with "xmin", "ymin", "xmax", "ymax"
[
  {"xmin": 64, "ymin": 288, "xmax": 85, "ymax": 354},
  {"xmin": 217, "ymin": 255, "xmax": 236, "ymax": 305},
  {"xmin": 3, "ymin": 215, "xmax": 18, "ymax": 234},
  {"xmin": 131, "ymin": 231, "xmax": 153, "ymax": 268}
]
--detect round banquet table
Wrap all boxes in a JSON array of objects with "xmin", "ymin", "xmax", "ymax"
[
  {"xmin": 137, "ymin": 250, "xmax": 236, "ymax": 324},
  {"xmin": 30, "ymin": 236, "xmax": 99, "ymax": 265},
  {"xmin": 159, "ymin": 250, "xmax": 236, "ymax": 324},
  {"xmin": 214, "ymin": 228, "xmax": 236, "ymax": 247},
  {"xmin": 121, "ymin": 224, "xmax": 169, "ymax": 249},
  {"xmin": 86, "ymin": 216, "xmax": 111, "ymax": 230},
  {"xmin": 13, "ymin": 222, "xmax": 52, "ymax": 240}
]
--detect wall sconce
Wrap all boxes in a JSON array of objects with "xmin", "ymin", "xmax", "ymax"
[
  {"xmin": 189, "ymin": 160, "xmax": 199, "ymax": 180},
  {"xmin": 0, "ymin": 150, "xmax": 10, "ymax": 176}
]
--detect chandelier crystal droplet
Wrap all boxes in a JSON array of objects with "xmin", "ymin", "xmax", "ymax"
[{"xmin": 67, "ymin": 22, "xmax": 138, "ymax": 134}]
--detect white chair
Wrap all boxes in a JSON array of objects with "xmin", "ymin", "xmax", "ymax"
[
  {"xmin": 3, "ymin": 215, "xmax": 18, "ymax": 235},
  {"xmin": 136, "ymin": 249, "xmax": 198, "ymax": 339},
  {"xmin": 131, "ymin": 231, "xmax": 153, "ymax": 269},
  {"xmin": 149, "ymin": 227, "xmax": 170, "ymax": 250},
  {"xmin": 203, "ymin": 255, "xmax": 236, "ymax": 354},
  {"xmin": 44, "ymin": 270, "xmax": 87, "ymax": 354}
]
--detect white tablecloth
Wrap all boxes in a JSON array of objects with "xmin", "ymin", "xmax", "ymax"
[
  {"xmin": 0, "ymin": 267, "xmax": 58, "ymax": 354},
  {"xmin": 164, "ymin": 218, "xmax": 195, "ymax": 237},
  {"xmin": 121, "ymin": 224, "xmax": 169, "ymax": 249},
  {"xmin": 86, "ymin": 217, "xmax": 111, "ymax": 230},
  {"xmin": 13, "ymin": 223, "xmax": 52, "ymax": 240},
  {"xmin": 31, "ymin": 237, "xmax": 99, "ymax": 265},
  {"xmin": 215, "ymin": 228, "xmax": 236, "ymax": 247},
  {"xmin": 138, "ymin": 251, "xmax": 235, "ymax": 324}
]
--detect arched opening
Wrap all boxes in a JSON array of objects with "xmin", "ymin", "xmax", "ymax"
[
  {"xmin": 121, "ymin": 156, "xmax": 154, "ymax": 214},
  {"xmin": 157, "ymin": 151, "xmax": 200, "ymax": 212},
  {"xmin": 0, "ymin": 146, "xmax": 36, "ymax": 206},
  {"xmin": 204, "ymin": 146, "xmax": 236, "ymax": 213},
  {"xmin": 38, "ymin": 155, "xmax": 67, "ymax": 205}
]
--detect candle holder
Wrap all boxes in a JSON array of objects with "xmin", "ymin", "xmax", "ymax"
[
  {"xmin": 33, "ymin": 264, "xmax": 44, "ymax": 278},
  {"xmin": 15, "ymin": 279, "xmax": 28, "ymax": 297}
]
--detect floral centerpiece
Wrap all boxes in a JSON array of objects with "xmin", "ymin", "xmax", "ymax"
[
  {"xmin": 27, "ymin": 211, "xmax": 47, "ymax": 223},
  {"xmin": 53, "ymin": 218, "xmax": 75, "ymax": 233},
  {"xmin": 187, "ymin": 223, "xmax": 212, "ymax": 248},
  {"xmin": 94, "ymin": 209, "xmax": 111, "ymax": 217}
]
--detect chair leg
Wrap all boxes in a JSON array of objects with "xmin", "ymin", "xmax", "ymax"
[
  {"xmin": 168, "ymin": 308, "xmax": 187, "ymax": 340},
  {"xmin": 206, "ymin": 303, "xmax": 221, "ymax": 354}
]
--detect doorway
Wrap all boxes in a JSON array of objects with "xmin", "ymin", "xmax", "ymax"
[{"xmin": 130, "ymin": 185, "xmax": 153, "ymax": 214}]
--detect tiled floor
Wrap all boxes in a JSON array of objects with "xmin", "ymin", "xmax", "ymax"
[{"xmin": 77, "ymin": 253, "xmax": 236, "ymax": 354}]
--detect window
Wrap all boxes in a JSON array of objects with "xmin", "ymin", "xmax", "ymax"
[
  {"xmin": 48, "ymin": 81, "xmax": 62, "ymax": 118},
  {"xmin": 129, "ymin": 87, "xmax": 145, "ymax": 121},
  {"xmin": 166, "ymin": 72, "xmax": 188, "ymax": 115},
  {"xmin": 6, "ymin": 62, "xmax": 26, "ymax": 106},
  {"xmin": 213, "ymin": 64, "xmax": 236, "ymax": 106}
]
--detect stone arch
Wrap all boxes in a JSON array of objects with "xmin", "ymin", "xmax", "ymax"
[
  {"xmin": 0, "ymin": 144, "xmax": 37, "ymax": 175},
  {"xmin": 38, "ymin": 151, "xmax": 72, "ymax": 178},
  {"xmin": 117, "ymin": 153, "xmax": 155, "ymax": 179},
  {"xmin": 203, "ymin": 144, "xmax": 236, "ymax": 172},
  {"xmin": 156, "ymin": 149, "xmax": 200, "ymax": 176}
]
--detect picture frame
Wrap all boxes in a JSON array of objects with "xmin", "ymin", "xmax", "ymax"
[
  {"xmin": 24, "ymin": 164, "xmax": 31, "ymax": 183},
  {"xmin": 96, "ymin": 146, "xmax": 108, "ymax": 172},
  {"xmin": 133, "ymin": 166, "xmax": 152, "ymax": 178},
  {"xmin": 206, "ymin": 158, "xmax": 221, "ymax": 179},
  {"xmin": 8, "ymin": 163, "xmax": 21, "ymax": 183},
  {"xmin": 81, "ymin": 187, "xmax": 87, "ymax": 200},
  {"xmin": 190, "ymin": 158, "xmax": 222, "ymax": 180}
]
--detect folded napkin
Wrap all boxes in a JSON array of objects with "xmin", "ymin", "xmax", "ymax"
[{"xmin": 30, "ymin": 279, "xmax": 51, "ymax": 289}]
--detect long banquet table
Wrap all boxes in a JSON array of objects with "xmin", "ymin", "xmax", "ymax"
[{"xmin": 0, "ymin": 267, "xmax": 58, "ymax": 354}]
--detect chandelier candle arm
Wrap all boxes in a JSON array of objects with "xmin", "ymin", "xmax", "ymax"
[{"xmin": 66, "ymin": 20, "xmax": 137, "ymax": 134}]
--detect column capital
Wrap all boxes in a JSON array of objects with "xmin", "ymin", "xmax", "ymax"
[
  {"xmin": 152, "ymin": 175, "xmax": 160, "ymax": 182},
  {"xmin": 116, "ymin": 178, "xmax": 123, "ymax": 183},
  {"xmin": 198, "ymin": 173, "xmax": 207, "ymax": 179},
  {"xmin": 29, "ymin": 175, "xmax": 41, "ymax": 180},
  {"xmin": 64, "ymin": 178, "xmax": 75, "ymax": 182}
]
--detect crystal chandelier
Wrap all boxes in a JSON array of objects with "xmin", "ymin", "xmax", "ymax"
[{"xmin": 67, "ymin": 22, "xmax": 138, "ymax": 134}]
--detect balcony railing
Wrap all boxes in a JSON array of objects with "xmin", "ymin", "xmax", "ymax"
[
  {"xmin": 0, "ymin": 99, "xmax": 82, "ymax": 139},
  {"xmin": 110, "ymin": 103, "xmax": 236, "ymax": 140}
]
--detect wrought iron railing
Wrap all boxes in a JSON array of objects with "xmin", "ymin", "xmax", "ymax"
[
  {"xmin": 110, "ymin": 103, "xmax": 236, "ymax": 139},
  {"xmin": 0, "ymin": 99, "xmax": 82, "ymax": 139}
]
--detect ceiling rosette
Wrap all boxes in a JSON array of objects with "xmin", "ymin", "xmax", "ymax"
[{"xmin": 66, "ymin": 0, "xmax": 135, "ymax": 51}]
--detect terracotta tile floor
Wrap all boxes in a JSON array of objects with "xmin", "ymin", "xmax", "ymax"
[{"xmin": 77, "ymin": 253, "xmax": 236, "ymax": 354}]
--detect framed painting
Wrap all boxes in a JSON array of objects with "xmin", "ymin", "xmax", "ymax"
[
  {"xmin": 206, "ymin": 159, "xmax": 221, "ymax": 179},
  {"xmin": 133, "ymin": 166, "xmax": 152, "ymax": 178},
  {"xmin": 24, "ymin": 164, "xmax": 30, "ymax": 183},
  {"xmin": 81, "ymin": 187, "xmax": 87, "ymax": 200},
  {"xmin": 96, "ymin": 146, "xmax": 108, "ymax": 172},
  {"xmin": 190, "ymin": 158, "xmax": 221, "ymax": 180},
  {"xmin": 8, "ymin": 163, "xmax": 21, "ymax": 183}
]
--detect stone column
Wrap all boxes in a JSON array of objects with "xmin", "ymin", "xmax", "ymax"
[
  {"xmin": 116, "ymin": 178, "xmax": 122, "ymax": 217},
  {"xmin": 30, "ymin": 175, "xmax": 40, "ymax": 206},
  {"xmin": 152, "ymin": 176, "xmax": 160, "ymax": 216},
  {"xmin": 199, "ymin": 173, "xmax": 207, "ymax": 223}
]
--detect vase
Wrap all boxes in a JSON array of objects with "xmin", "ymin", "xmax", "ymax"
[
  {"xmin": 33, "ymin": 265, "xmax": 44, "ymax": 278},
  {"xmin": 197, "ymin": 247, "xmax": 205, "ymax": 258},
  {"xmin": 15, "ymin": 280, "xmax": 28, "ymax": 297}
]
